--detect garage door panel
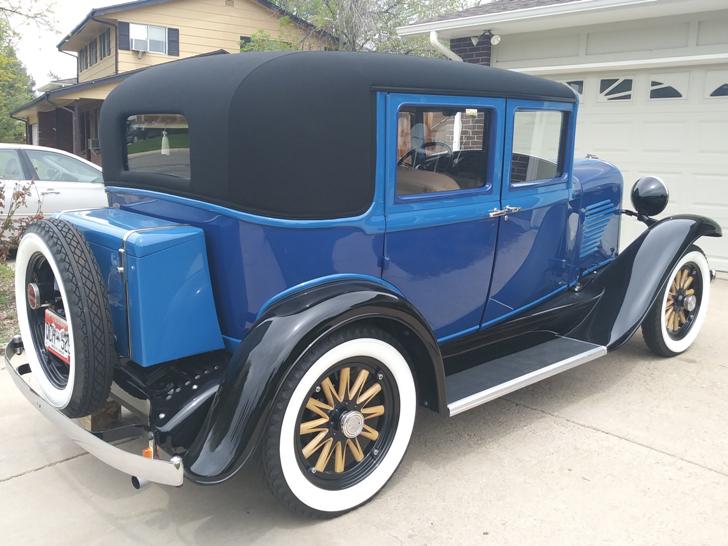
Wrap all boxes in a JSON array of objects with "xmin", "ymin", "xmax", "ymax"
[
  {"xmin": 697, "ymin": 120, "xmax": 728, "ymax": 155},
  {"xmin": 559, "ymin": 68, "xmax": 728, "ymax": 270}
]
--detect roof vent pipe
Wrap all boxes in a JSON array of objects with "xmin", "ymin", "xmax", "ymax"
[{"xmin": 429, "ymin": 31, "xmax": 462, "ymax": 62}]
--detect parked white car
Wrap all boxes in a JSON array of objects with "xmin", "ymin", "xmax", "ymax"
[{"xmin": 0, "ymin": 144, "xmax": 107, "ymax": 223}]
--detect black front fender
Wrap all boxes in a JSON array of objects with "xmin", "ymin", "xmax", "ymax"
[
  {"xmin": 571, "ymin": 214, "xmax": 721, "ymax": 349},
  {"xmin": 183, "ymin": 280, "xmax": 444, "ymax": 484}
]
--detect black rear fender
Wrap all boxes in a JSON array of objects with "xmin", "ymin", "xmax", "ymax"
[{"xmin": 183, "ymin": 280, "xmax": 444, "ymax": 484}]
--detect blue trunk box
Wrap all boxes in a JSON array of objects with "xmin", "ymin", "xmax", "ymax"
[{"xmin": 60, "ymin": 208, "xmax": 224, "ymax": 366}]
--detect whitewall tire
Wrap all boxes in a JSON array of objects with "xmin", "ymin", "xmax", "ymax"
[
  {"xmin": 14, "ymin": 219, "xmax": 117, "ymax": 417},
  {"xmin": 262, "ymin": 326, "xmax": 416, "ymax": 517},
  {"xmin": 642, "ymin": 248, "xmax": 711, "ymax": 357}
]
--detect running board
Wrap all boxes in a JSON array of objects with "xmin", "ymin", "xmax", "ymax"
[{"xmin": 446, "ymin": 336, "xmax": 607, "ymax": 416}]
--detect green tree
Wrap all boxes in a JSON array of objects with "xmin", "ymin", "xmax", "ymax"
[
  {"xmin": 0, "ymin": 19, "xmax": 33, "ymax": 143},
  {"xmin": 242, "ymin": 0, "xmax": 476, "ymax": 54}
]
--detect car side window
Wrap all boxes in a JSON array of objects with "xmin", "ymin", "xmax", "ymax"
[
  {"xmin": 0, "ymin": 149, "xmax": 24, "ymax": 180},
  {"xmin": 510, "ymin": 110, "xmax": 565, "ymax": 185},
  {"xmin": 396, "ymin": 106, "xmax": 492, "ymax": 196},
  {"xmin": 25, "ymin": 149, "xmax": 102, "ymax": 183}
]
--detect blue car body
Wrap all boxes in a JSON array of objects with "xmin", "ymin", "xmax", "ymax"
[
  {"xmin": 14, "ymin": 52, "xmax": 713, "ymax": 488},
  {"xmin": 62, "ymin": 92, "xmax": 621, "ymax": 364}
]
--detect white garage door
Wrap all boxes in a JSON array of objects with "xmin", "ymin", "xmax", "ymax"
[{"xmin": 552, "ymin": 67, "xmax": 728, "ymax": 271}]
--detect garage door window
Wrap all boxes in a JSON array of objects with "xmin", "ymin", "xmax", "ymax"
[
  {"xmin": 510, "ymin": 110, "xmax": 566, "ymax": 185},
  {"xmin": 710, "ymin": 84, "xmax": 728, "ymax": 97},
  {"xmin": 599, "ymin": 78, "xmax": 632, "ymax": 101}
]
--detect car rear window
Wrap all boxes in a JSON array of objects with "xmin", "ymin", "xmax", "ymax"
[{"xmin": 125, "ymin": 114, "xmax": 190, "ymax": 179}]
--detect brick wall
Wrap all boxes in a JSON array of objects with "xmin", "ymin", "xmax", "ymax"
[{"xmin": 449, "ymin": 33, "xmax": 492, "ymax": 66}]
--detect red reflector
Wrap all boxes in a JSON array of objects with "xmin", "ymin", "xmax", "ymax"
[{"xmin": 27, "ymin": 283, "xmax": 40, "ymax": 310}]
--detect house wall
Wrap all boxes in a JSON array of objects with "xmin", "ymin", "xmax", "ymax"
[
  {"xmin": 115, "ymin": 0, "xmax": 324, "ymax": 73},
  {"xmin": 79, "ymin": 27, "xmax": 117, "ymax": 83},
  {"xmin": 490, "ymin": 10, "xmax": 728, "ymax": 70}
]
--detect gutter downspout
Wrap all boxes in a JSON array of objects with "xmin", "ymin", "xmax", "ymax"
[
  {"xmin": 10, "ymin": 113, "xmax": 30, "ymax": 144},
  {"xmin": 429, "ymin": 30, "xmax": 462, "ymax": 62}
]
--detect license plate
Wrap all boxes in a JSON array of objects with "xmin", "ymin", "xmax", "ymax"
[{"xmin": 44, "ymin": 310, "xmax": 70, "ymax": 364}]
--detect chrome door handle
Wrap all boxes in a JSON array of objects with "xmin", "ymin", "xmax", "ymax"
[
  {"xmin": 41, "ymin": 190, "xmax": 60, "ymax": 195},
  {"xmin": 489, "ymin": 205, "xmax": 521, "ymax": 218}
]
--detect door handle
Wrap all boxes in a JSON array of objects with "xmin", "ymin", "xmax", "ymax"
[
  {"xmin": 489, "ymin": 205, "xmax": 522, "ymax": 218},
  {"xmin": 41, "ymin": 190, "xmax": 60, "ymax": 195}
]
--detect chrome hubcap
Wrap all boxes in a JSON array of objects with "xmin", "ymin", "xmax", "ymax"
[{"xmin": 340, "ymin": 410, "xmax": 365, "ymax": 439}]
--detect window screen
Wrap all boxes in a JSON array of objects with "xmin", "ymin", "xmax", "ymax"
[
  {"xmin": 396, "ymin": 106, "xmax": 491, "ymax": 196},
  {"xmin": 125, "ymin": 114, "xmax": 190, "ymax": 179},
  {"xmin": 511, "ymin": 110, "xmax": 565, "ymax": 184}
]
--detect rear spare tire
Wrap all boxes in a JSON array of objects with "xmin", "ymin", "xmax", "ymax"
[{"xmin": 15, "ymin": 218, "xmax": 117, "ymax": 417}]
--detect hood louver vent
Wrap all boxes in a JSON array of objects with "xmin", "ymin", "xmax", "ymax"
[{"xmin": 580, "ymin": 200, "xmax": 616, "ymax": 258}]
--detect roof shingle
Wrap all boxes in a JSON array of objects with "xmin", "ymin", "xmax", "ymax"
[{"xmin": 417, "ymin": 0, "xmax": 577, "ymax": 25}]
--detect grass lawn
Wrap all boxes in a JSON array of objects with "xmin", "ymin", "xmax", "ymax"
[
  {"xmin": 0, "ymin": 263, "xmax": 17, "ymax": 345},
  {"xmin": 127, "ymin": 133, "xmax": 190, "ymax": 155}
]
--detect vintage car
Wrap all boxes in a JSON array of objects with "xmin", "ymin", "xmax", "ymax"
[{"xmin": 6, "ymin": 52, "xmax": 722, "ymax": 517}]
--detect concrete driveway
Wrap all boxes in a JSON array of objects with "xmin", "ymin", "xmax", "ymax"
[{"xmin": 1, "ymin": 281, "xmax": 727, "ymax": 546}]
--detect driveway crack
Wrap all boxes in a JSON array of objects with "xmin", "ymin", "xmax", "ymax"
[
  {"xmin": 504, "ymin": 397, "xmax": 728, "ymax": 480},
  {"xmin": 0, "ymin": 452, "xmax": 88, "ymax": 484}
]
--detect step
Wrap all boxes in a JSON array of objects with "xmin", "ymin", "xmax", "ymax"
[{"xmin": 446, "ymin": 336, "xmax": 606, "ymax": 416}]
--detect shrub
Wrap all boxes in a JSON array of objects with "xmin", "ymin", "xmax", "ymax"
[{"xmin": 0, "ymin": 180, "xmax": 41, "ymax": 262}]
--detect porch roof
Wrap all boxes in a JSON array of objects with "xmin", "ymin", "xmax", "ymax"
[{"xmin": 12, "ymin": 49, "xmax": 230, "ymax": 120}]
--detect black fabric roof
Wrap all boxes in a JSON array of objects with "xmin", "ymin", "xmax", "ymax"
[{"xmin": 100, "ymin": 52, "xmax": 575, "ymax": 219}]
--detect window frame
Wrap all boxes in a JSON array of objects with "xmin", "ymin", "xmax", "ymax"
[
  {"xmin": 22, "ymin": 149, "xmax": 103, "ymax": 184},
  {"xmin": 502, "ymin": 99, "xmax": 575, "ymax": 198},
  {"xmin": 507, "ymin": 107, "xmax": 569, "ymax": 189},
  {"xmin": 388, "ymin": 95, "xmax": 503, "ymax": 205},
  {"xmin": 123, "ymin": 112, "xmax": 191, "ymax": 181},
  {"xmin": 597, "ymin": 77, "xmax": 633, "ymax": 102},
  {"xmin": 384, "ymin": 92, "xmax": 505, "ymax": 225},
  {"xmin": 129, "ymin": 23, "xmax": 168, "ymax": 55}
]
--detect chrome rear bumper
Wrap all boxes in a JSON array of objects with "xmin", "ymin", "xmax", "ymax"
[{"xmin": 4, "ymin": 340, "xmax": 184, "ymax": 487}]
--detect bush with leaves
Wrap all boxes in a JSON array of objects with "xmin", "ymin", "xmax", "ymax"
[{"xmin": 0, "ymin": 180, "xmax": 41, "ymax": 262}]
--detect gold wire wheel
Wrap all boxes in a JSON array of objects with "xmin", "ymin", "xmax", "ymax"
[
  {"xmin": 665, "ymin": 263, "xmax": 700, "ymax": 337},
  {"xmin": 297, "ymin": 362, "xmax": 393, "ymax": 480}
]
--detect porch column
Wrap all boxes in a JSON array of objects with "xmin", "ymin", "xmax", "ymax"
[{"xmin": 72, "ymin": 101, "xmax": 82, "ymax": 156}]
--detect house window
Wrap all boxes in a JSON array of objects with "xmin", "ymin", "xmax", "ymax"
[
  {"xmin": 396, "ymin": 106, "xmax": 492, "ymax": 196},
  {"xmin": 125, "ymin": 114, "xmax": 190, "ymax": 179},
  {"xmin": 565, "ymin": 80, "xmax": 583, "ymax": 95},
  {"xmin": 78, "ymin": 46, "xmax": 88, "ymax": 71},
  {"xmin": 89, "ymin": 39, "xmax": 98, "ymax": 65},
  {"xmin": 710, "ymin": 83, "xmax": 728, "ymax": 97},
  {"xmin": 599, "ymin": 78, "xmax": 633, "ymax": 101},
  {"xmin": 130, "ymin": 23, "xmax": 168, "ymax": 54},
  {"xmin": 99, "ymin": 28, "xmax": 111, "ymax": 59},
  {"xmin": 511, "ymin": 110, "xmax": 566, "ymax": 184}
]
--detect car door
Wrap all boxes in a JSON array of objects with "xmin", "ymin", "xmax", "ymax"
[
  {"xmin": 382, "ymin": 93, "xmax": 505, "ymax": 342},
  {"xmin": 0, "ymin": 148, "xmax": 41, "ymax": 226},
  {"xmin": 21, "ymin": 148, "xmax": 107, "ymax": 214},
  {"xmin": 482, "ymin": 99, "xmax": 578, "ymax": 326}
]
